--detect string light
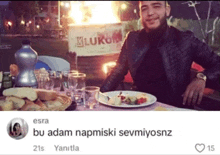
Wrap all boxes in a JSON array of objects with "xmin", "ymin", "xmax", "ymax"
[
  {"xmin": 8, "ymin": 21, "xmax": 12, "ymax": 26},
  {"xmin": 21, "ymin": 20, "xmax": 25, "ymax": 25},
  {"xmin": 121, "ymin": 4, "xmax": 127, "ymax": 10}
]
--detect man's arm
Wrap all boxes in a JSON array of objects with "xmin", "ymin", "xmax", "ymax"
[
  {"xmin": 192, "ymin": 36, "xmax": 220, "ymax": 82},
  {"xmin": 183, "ymin": 34, "xmax": 220, "ymax": 105},
  {"xmin": 100, "ymin": 32, "xmax": 131, "ymax": 92}
]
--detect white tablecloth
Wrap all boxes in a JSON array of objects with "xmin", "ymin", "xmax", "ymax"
[{"xmin": 75, "ymin": 101, "xmax": 191, "ymax": 111}]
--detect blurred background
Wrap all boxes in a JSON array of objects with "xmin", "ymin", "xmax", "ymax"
[{"xmin": 0, "ymin": 1, "xmax": 220, "ymax": 79}]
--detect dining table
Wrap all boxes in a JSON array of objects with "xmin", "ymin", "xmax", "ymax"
[
  {"xmin": 0, "ymin": 87, "xmax": 194, "ymax": 111},
  {"xmin": 0, "ymin": 75, "xmax": 194, "ymax": 111},
  {"xmin": 60, "ymin": 90, "xmax": 193, "ymax": 111},
  {"xmin": 74, "ymin": 101, "xmax": 192, "ymax": 111}
]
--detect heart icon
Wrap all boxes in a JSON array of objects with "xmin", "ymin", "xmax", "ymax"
[{"xmin": 195, "ymin": 143, "xmax": 205, "ymax": 153}]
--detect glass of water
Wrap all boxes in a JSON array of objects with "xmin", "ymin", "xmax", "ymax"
[
  {"xmin": 37, "ymin": 73, "xmax": 49, "ymax": 89},
  {"xmin": 62, "ymin": 70, "xmax": 78, "ymax": 98},
  {"xmin": 84, "ymin": 86, "xmax": 100, "ymax": 109},
  {"xmin": 68, "ymin": 73, "xmax": 86, "ymax": 106},
  {"xmin": 45, "ymin": 76, "xmax": 54, "ymax": 90},
  {"xmin": 62, "ymin": 70, "xmax": 78, "ymax": 96},
  {"xmin": 48, "ymin": 71, "xmax": 62, "ymax": 93}
]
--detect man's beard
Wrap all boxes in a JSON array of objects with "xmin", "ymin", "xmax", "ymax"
[{"xmin": 142, "ymin": 13, "xmax": 168, "ymax": 33}]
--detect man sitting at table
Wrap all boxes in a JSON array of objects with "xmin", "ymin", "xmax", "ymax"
[{"xmin": 100, "ymin": 1, "xmax": 220, "ymax": 109}]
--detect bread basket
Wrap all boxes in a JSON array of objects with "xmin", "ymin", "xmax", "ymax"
[
  {"xmin": 0, "ymin": 94, "xmax": 72, "ymax": 111},
  {"xmin": 41, "ymin": 94, "xmax": 72, "ymax": 111}
]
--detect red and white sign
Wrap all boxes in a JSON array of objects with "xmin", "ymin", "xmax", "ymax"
[{"xmin": 68, "ymin": 23, "xmax": 125, "ymax": 56}]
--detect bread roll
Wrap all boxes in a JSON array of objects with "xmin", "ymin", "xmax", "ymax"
[
  {"xmin": 34, "ymin": 89, "xmax": 58, "ymax": 101},
  {"xmin": 6, "ymin": 96, "xmax": 25, "ymax": 109},
  {"xmin": 0, "ymin": 100, "xmax": 14, "ymax": 111},
  {"xmin": 3, "ymin": 87, "xmax": 38, "ymax": 101},
  {"xmin": 21, "ymin": 100, "xmax": 41, "ymax": 111},
  {"xmin": 34, "ymin": 99, "xmax": 47, "ymax": 109},
  {"xmin": 57, "ymin": 94, "xmax": 71, "ymax": 105},
  {"xmin": 44, "ymin": 99, "xmax": 62, "ymax": 108}
]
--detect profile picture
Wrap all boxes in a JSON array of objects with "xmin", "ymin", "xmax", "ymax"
[{"xmin": 7, "ymin": 118, "xmax": 28, "ymax": 140}]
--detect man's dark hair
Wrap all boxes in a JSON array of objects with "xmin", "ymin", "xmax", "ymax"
[{"xmin": 138, "ymin": 1, "xmax": 170, "ymax": 7}]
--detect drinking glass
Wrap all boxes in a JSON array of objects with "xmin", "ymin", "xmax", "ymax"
[
  {"xmin": 62, "ymin": 70, "xmax": 78, "ymax": 96},
  {"xmin": 48, "ymin": 71, "xmax": 62, "ymax": 92},
  {"xmin": 45, "ymin": 76, "xmax": 54, "ymax": 90},
  {"xmin": 84, "ymin": 86, "xmax": 100, "ymax": 109},
  {"xmin": 35, "ymin": 70, "xmax": 54, "ymax": 90},
  {"xmin": 62, "ymin": 70, "xmax": 78, "ymax": 78},
  {"xmin": 37, "ymin": 73, "xmax": 49, "ymax": 89},
  {"xmin": 68, "ymin": 73, "xmax": 86, "ymax": 106}
]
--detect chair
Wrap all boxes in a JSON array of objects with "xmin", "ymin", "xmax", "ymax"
[
  {"xmin": 36, "ymin": 56, "xmax": 70, "ymax": 71},
  {"xmin": 120, "ymin": 71, "xmax": 134, "ymax": 90}
]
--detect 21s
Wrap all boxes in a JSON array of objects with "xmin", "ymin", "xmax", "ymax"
[{"xmin": 33, "ymin": 145, "xmax": 45, "ymax": 151}]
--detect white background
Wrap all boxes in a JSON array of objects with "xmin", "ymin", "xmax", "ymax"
[{"xmin": 0, "ymin": 111, "xmax": 219, "ymax": 155}]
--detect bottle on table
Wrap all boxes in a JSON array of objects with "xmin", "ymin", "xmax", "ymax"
[{"xmin": 14, "ymin": 39, "xmax": 38, "ymax": 88}]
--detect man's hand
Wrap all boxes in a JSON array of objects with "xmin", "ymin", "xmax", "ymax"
[{"xmin": 182, "ymin": 78, "xmax": 206, "ymax": 105}]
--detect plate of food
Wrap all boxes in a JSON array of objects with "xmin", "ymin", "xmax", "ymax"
[{"xmin": 99, "ymin": 91, "xmax": 157, "ymax": 108}]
